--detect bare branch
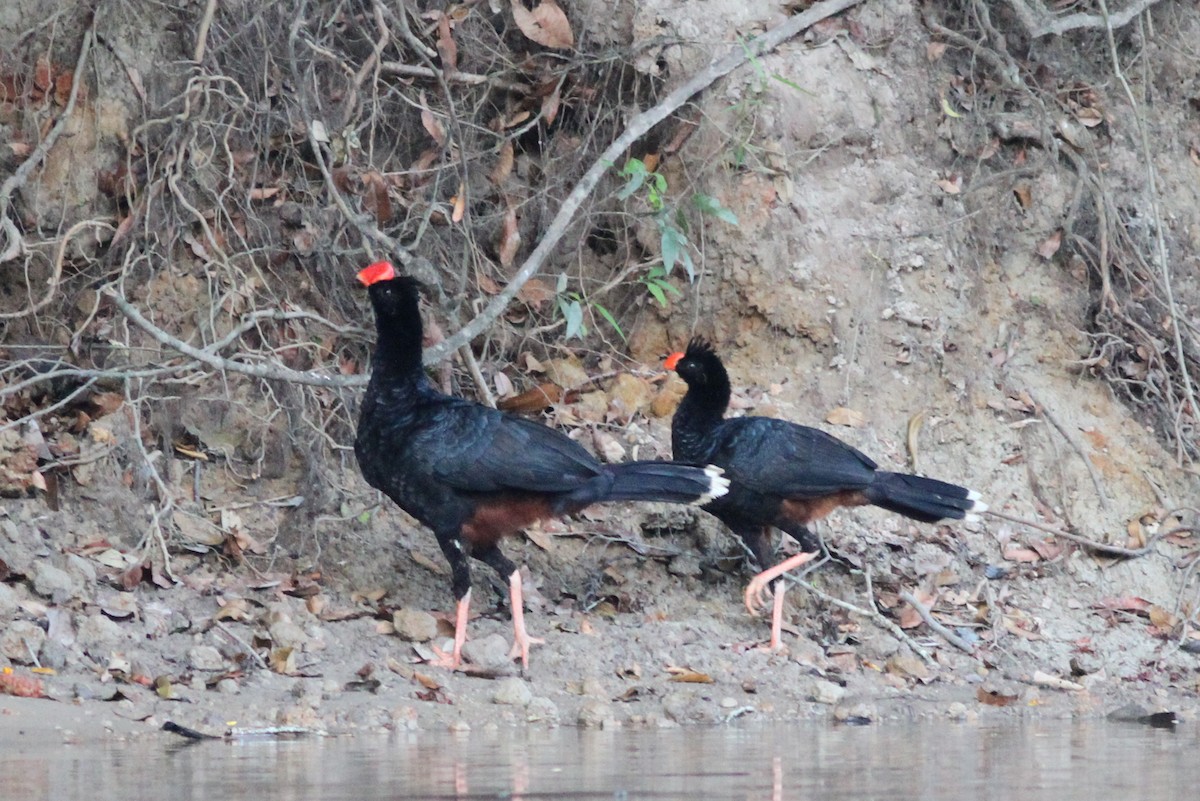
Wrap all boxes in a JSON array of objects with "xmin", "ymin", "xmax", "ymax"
[
  {"xmin": 1006, "ymin": 0, "xmax": 1165, "ymax": 38},
  {"xmin": 104, "ymin": 288, "xmax": 366, "ymax": 388}
]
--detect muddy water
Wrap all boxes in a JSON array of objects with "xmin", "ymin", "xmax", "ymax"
[{"xmin": 3, "ymin": 722, "xmax": 1195, "ymax": 801}]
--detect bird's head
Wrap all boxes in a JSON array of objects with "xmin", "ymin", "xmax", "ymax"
[
  {"xmin": 663, "ymin": 336, "xmax": 722, "ymax": 387},
  {"xmin": 357, "ymin": 261, "xmax": 423, "ymax": 320}
]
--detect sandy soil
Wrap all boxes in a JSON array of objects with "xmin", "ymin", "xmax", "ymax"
[{"xmin": 3, "ymin": 0, "xmax": 1199, "ymax": 739}]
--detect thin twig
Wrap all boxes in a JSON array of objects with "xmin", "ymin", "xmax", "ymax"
[
  {"xmin": 213, "ymin": 621, "xmax": 270, "ymax": 671},
  {"xmin": 985, "ymin": 508, "xmax": 1183, "ymax": 558},
  {"xmin": 1026, "ymin": 389, "xmax": 1110, "ymax": 510},
  {"xmin": 103, "ymin": 288, "xmax": 366, "ymax": 388},
  {"xmin": 784, "ymin": 573, "xmax": 935, "ymax": 665},
  {"xmin": 899, "ymin": 590, "xmax": 978, "ymax": 655},
  {"xmin": 1006, "ymin": 0, "xmax": 1165, "ymax": 37},
  {"xmin": 379, "ymin": 61, "xmax": 531, "ymax": 94},
  {"xmin": 193, "ymin": 0, "xmax": 219, "ymax": 63}
]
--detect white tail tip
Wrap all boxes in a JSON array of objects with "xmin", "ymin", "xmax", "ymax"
[
  {"xmin": 963, "ymin": 489, "xmax": 987, "ymax": 522},
  {"xmin": 695, "ymin": 464, "xmax": 729, "ymax": 505}
]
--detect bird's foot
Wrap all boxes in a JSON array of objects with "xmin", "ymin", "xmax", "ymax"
[
  {"xmin": 507, "ymin": 630, "xmax": 546, "ymax": 671},
  {"xmin": 743, "ymin": 551, "xmax": 819, "ymax": 616},
  {"xmin": 427, "ymin": 642, "xmax": 463, "ymax": 670}
]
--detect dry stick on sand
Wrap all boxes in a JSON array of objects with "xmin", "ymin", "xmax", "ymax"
[
  {"xmin": 1025, "ymin": 389, "xmax": 1111, "ymax": 510},
  {"xmin": 898, "ymin": 591, "xmax": 978, "ymax": 656},
  {"xmin": 985, "ymin": 508, "xmax": 1196, "ymax": 559},
  {"xmin": 782, "ymin": 572, "xmax": 938, "ymax": 665}
]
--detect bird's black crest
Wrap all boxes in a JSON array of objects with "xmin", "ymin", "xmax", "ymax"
[{"xmin": 685, "ymin": 337, "xmax": 716, "ymax": 359}]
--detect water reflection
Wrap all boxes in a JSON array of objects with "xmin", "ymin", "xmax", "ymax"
[{"xmin": 2, "ymin": 722, "xmax": 1195, "ymax": 801}]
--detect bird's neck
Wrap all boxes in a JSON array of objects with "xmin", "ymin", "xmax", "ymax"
[
  {"xmin": 370, "ymin": 306, "xmax": 425, "ymax": 382},
  {"xmin": 672, "ymin": 364, "xmax": 731, "ymax": 459}
]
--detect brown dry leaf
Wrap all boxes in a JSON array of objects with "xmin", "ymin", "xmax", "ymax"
[
  {"xmin": 541, "ymin": 82, "xmax": 562, "ymax": 125},
  {"xmin": 665, "ymin": 666, "xmax": 714, "ymax": 684},
  {"xmin": 1037, "ymin": 229, "xmax": 1063, "ymax": 260},
  {"xmin": 1030, "ymin": 539, "xmax": 1064, "ymax": 561},
  {"xmin": 1081, "ymin": 427, "xmax": 1108, "ymax": 450},
  {"xmin": 497, "ymin": 383, "xmax": 566, "ymax": 414},
  {"xmin": 906, "ymin": 411, "xmax": 924, "ymax": 469},
  {"xmin": 926, "ymin": 41, "xmax": 947, "ymax": 61},
  {"xmin": 413, "ymin": 671, "xmax": 441, "ymax": 690},
  {"xmin": 490, "ymin": 140, "xmax": 515, "ymax": 184},
  {"xmin": 504, "ymin": 110, "xmax": 531, "ymax": 128},
  {"xmin": 641, "ymin": 152, "xmax": 660, "ymax": 173},
  {"xmin": 362, "ymin": 170, "xmax": 393, "ymax": 225},
  {"xmin": 524, "ymin": 524, "xmax": 554, "ymax": 551},
  {"xmin": 270, "ymin": 646, "xmax": 297, "ymax": 675},
  {"xmin": 436, "ymin": 15, "xmax": 458, "ymax": 72},
  {"xmin": 214, "ymin": 597, "xmax": 253, "ymax": 622},
  {"xmin": 541, "ymin": 358, "xmax": 590, "ymax": 390},
  {"xmin": 977, "ymin": 687, "xmax": 1018, "ymax": 706},
  {"xmin": 1094, "ymin": 595, "xmax": 1152, "ymax": 614},
  {"xmin": 1013, "ymin": 183, "xmax": 1033, "ymax": 210},
  {"xmin": 1002, "ymin": 546, "xmax": 1042, "ymax": 563},
  {"xmin": 511, "ymin": 0, "xmax": 574, "ymax": 49},
  {"xmin": 249, "ymin": 186, "xmax": 281, "ymax": 202},
  {"xmin": 517, "ymin": 278, "xmax": 553, "ymax": 310},
  {"xmin": 936, "ymin": 175, "xmax": 962, "ymax": 194},
  {"xmin": 493, "ymin": 371, "xmax": 515, "ymax": 399},
  {"xmin": 420, "ymin": 94, "xmax": 447, "ymax": 146},
  {"xmin": 451, "ymin": 182, "xmax": 466, "ymax": 223},
  {"xmin": 1074, "ymin": 105, "xmax": 1104, "ymax": 128},
  {"xmin": 54, "ymin": 70, "xmax": 76, "ymax": 105},
  {"xmin": 497, "ymin": 202, "xmax": 520, "ymax": 266},
  {"xmin": 409, "ymin": 549, "xmax": 449, "ymax": 576},
  {"xmin": 885, "ymin": 654, "xmax": 930, "ymax": 680},
  {"xmin": 1126, "ymin": 518, "xmax": 1146, "ymax": 549},
  {"xmin": 33, "ymin": 56, "xmax": 51, "ymax": 91},
  {"xmin": 1148, "ymin": 605, "xmax": 1179, "ymax": 629},
  {"xmin": 8, "ymin": 141, "xmax": 32, "ymax": 158},
  {"xmin": 825, "ymin": 407, "xmax": 868, "ymax": 428}
]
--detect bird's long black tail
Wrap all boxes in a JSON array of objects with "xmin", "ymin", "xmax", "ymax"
[
  {"xmin": 863, "ymin": 472, "xmax": 986, "ymax": 523},
  {"xmin": 597, "ymin": 461, "xmax": 729, "ymax": 506}
]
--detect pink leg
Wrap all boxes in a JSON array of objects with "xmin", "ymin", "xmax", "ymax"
[
  {"xmin": 429, "ymin": 589, "xmax": 471, "ymax": 669},
  {"xmin": 506, "ymin": 569, "xmax": 546, "ymax": 669},
  {"xmin": 744, "ymin": 550, "xmax": 818, "ymax": 616},
  {"xmin": 767, "ymin": 581, "xmax": 786, "ymax": 651}
]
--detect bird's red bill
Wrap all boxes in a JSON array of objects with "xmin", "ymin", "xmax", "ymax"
[
  {"xmin": 357, "ymin": 261, "xmax": 397, "ymax": 286},
  {"xmin": 663, "ymin": 351, "xmax": 685, "ymax": 371}
]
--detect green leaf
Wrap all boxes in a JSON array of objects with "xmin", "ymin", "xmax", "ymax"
[
  {"xmin": 357, "ymin": 510, "xmax": 372, "ymax": 525},
  {"xmin": 770, "ymin": 73, "xmax": 816, "ymax": 96},
  {"xmin": 679, "ymin": 248, "xmax": 696, "ymax": 282},
  {"xmin": 616, "ymin": 158, "xmax": 647, "ymax": 199},
  {"xmin": 653, "ymin": 277, "xmax": 682, "ymax": 297},
  {"xmin": 693, "ymin": 193, "xmax": 739, "ymax": 225},
  {"xmin": 556, "ymin": 272, "xmax": 569, "ymax": 294},
  {"xmin": 592, "ymin": 303, "xmax": 626, "ymax": 342},
  {"xmin": 645, "ymin": 281, "xmax": 668, "ymax": 307},
  {"xmin": 563, "ymin": 299, "xmax": 585, "ymax": 339},
  {"xmin": 660, "ymin": 225, "xmax": 684, "ymax": 276}
]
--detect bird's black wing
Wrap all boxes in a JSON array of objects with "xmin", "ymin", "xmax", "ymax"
[
  {"xmin": 715, "ymin": 417, "xmax": 878, "ymax": 498},
  {"xmin": 422, "ymin": 402, "xmax": 603, "ymax": 493}
]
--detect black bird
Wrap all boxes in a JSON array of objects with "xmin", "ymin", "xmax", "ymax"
[
  {"xmin": 354, "ymin": 263, "xmax": 729, "ymax": 668},
  {"xmin": 665, "ymin": 337, "xmax": 984, "ymax": 649}
]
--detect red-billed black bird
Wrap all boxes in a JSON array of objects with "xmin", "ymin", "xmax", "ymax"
[
  {"xmin": 665, "ymin": 337, "xmax": 984, "ymax": 649},
  {"xmin": 354, "ymin": 263, "xmax": 729, "ymax": 669}
]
